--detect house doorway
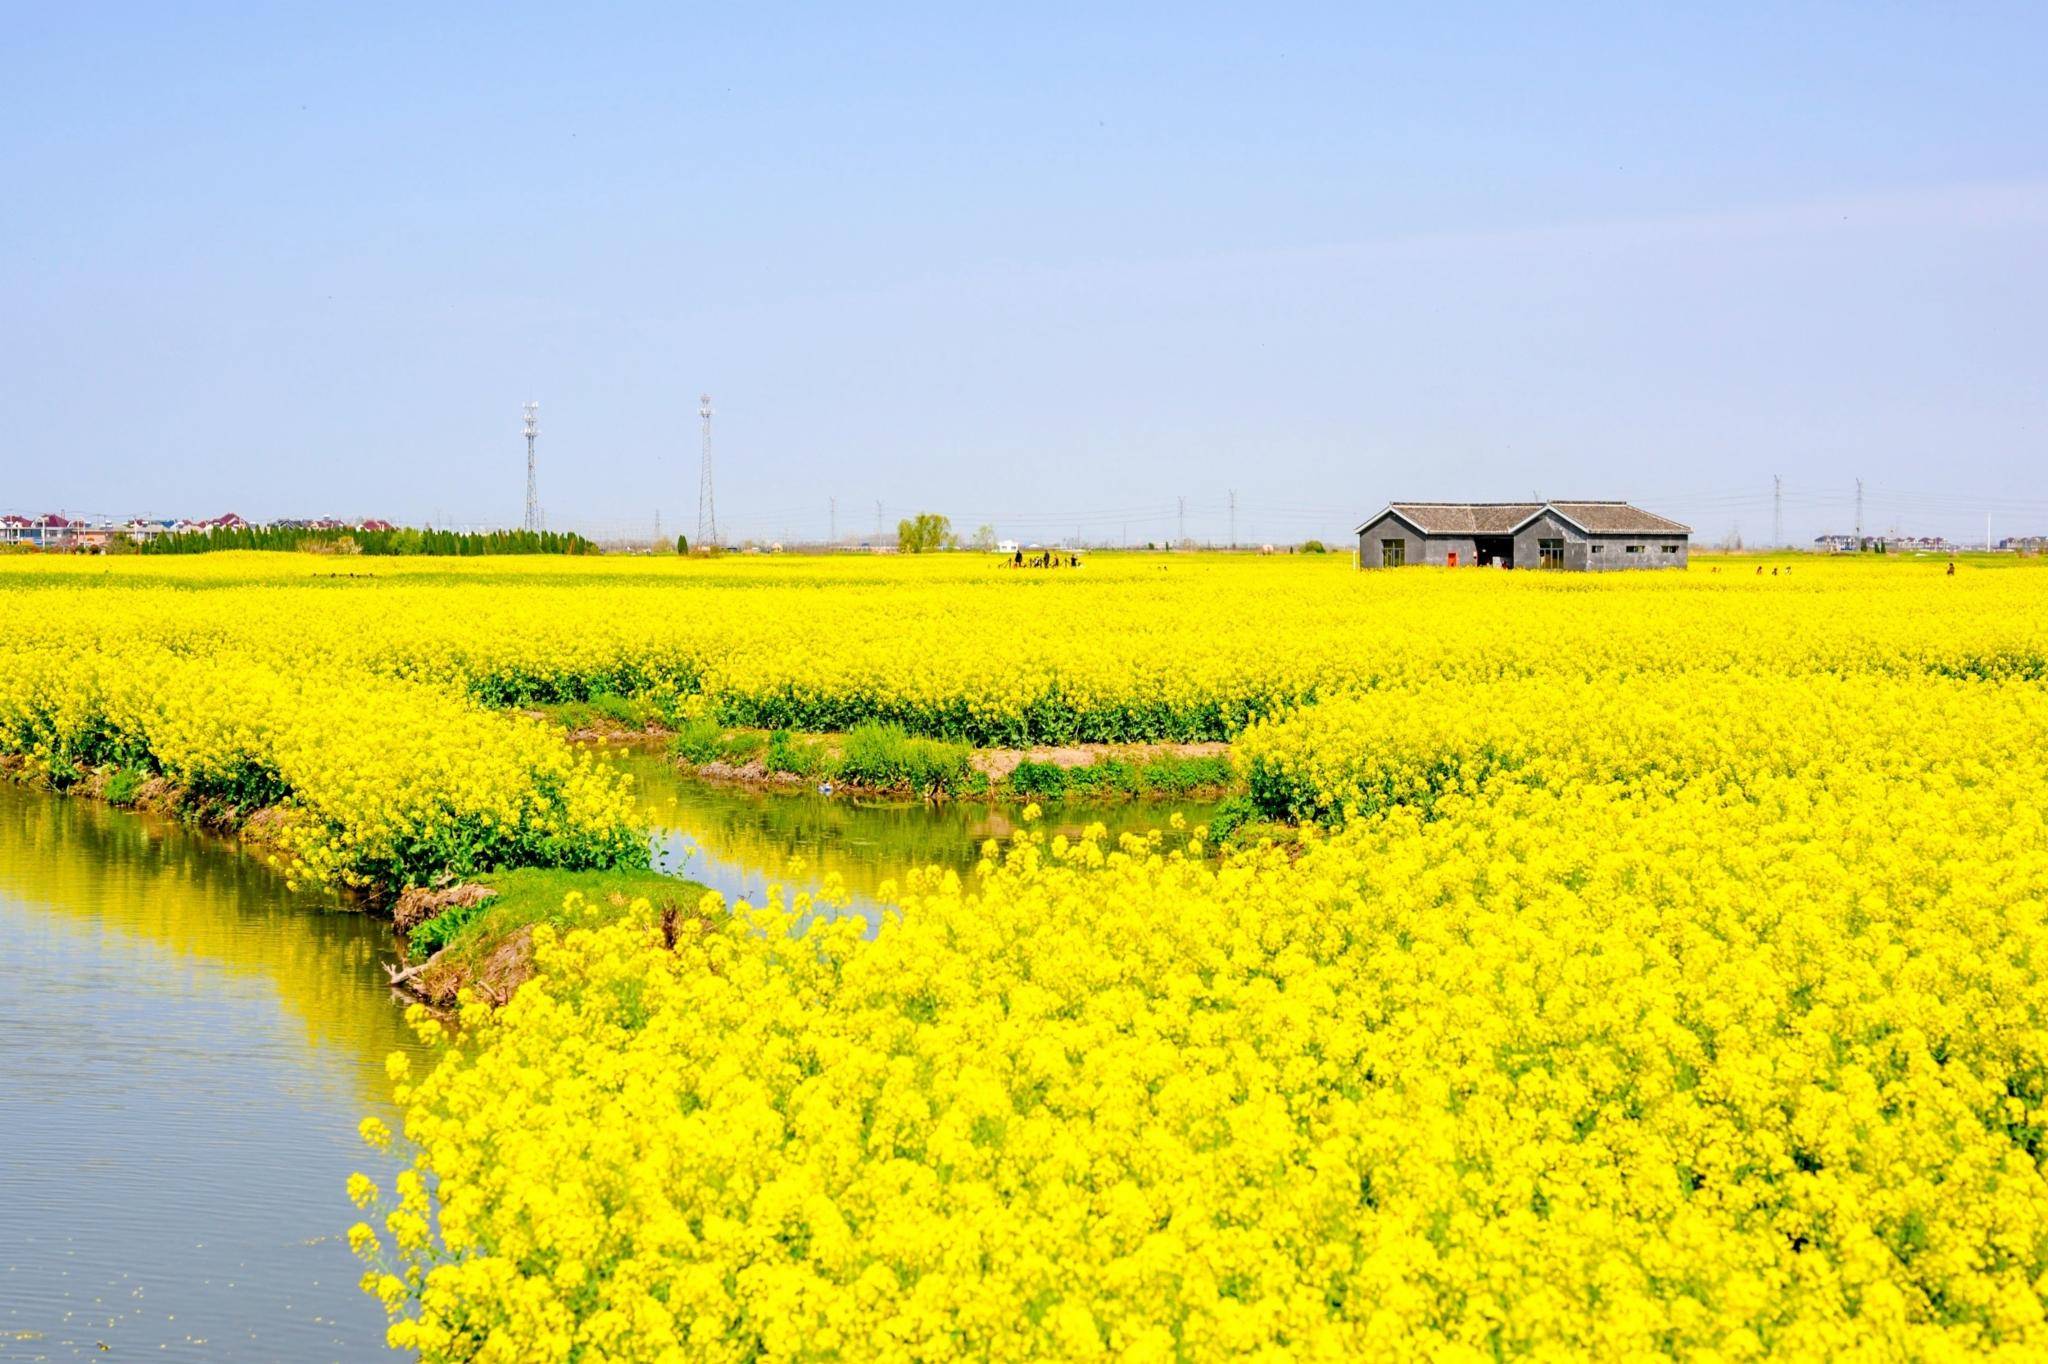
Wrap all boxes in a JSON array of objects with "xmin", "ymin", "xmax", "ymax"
[
  {"xmin": 1475, "ymin": 536, "xmax": 1513, "ymax": 568},
  {"xmin": 1446, "ymin": 551, "xmax": 1458, "ymax": 567}
]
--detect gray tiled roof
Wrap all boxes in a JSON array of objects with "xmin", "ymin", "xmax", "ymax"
[
  {"xmin": 1545, "ymin": 502, "xmax": 1691, "ymax": 534},
  {"xmin": 1364, "ymin": 501, "xmax": 1691, "ymax": 536},
  {"xmin": 1382, "ymin": 503, "xmax": 1542, "ymax": 534}
]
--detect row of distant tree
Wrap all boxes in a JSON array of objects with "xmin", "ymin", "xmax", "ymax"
[
  {"xmin": 143, "ymin": 526, "xmax": 597, "ymax": 556},
  {"xmin": 890, "ymin": 514, "xmax": 1334, "ymax": 556}
]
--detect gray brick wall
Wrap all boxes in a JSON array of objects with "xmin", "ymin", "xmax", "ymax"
[{"xmin": 1356, "ymin": 510, "xmax": 1689, "ymax": 570}]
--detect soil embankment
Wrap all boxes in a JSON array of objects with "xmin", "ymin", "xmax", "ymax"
[
  {"xmin": 970, "ymin": 740, "xmax": 1229, "ymax": 780},
  {"xmin": 2, "ymin": 752, "xmax": 703, "ymax": 1013},
  {"xmin": 3, "ymin": 753, "xmax": 295, "ymax": 854}
]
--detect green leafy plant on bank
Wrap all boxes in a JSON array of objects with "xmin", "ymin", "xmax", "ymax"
[
  {"xmin": 104, "ymin": 767, "xmax": 148, "ymax": 806},
  {"xmin": 666, "ymin": 720, "xmax": 1239, "ymax": 802},
  {"xmin": 1005, "ymin": 753, "xmax": 1232, "ymax": 800},
  {"xmin": 835, "ymin": 723, "xmax": 974, "ymax": 793},
  {"xmin": 765, "ymin": 729, "xmax": 830, "ymax": 779},
  {"xmin": 535, "ymin": 692, "xmax": 678, "ymax": 735},
  {"xmin": 406, "ymin": 866, "xmax": 709, "ymax": 964}
]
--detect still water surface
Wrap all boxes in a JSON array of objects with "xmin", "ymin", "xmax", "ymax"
[
  {"xmin": 1, "ymin": 756, "xmax": 1215, "ymax": 1360},
  {"xmin": 0, "ymin": 783, "xmax": 418, "ymax": 1361}
]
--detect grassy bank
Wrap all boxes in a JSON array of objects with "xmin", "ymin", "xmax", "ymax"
[
  {"xmin": 2, "ymin": 753, "xmax": 296, "ymax": 850},
  {"xmin": 394, "ymin": 867, "xmax": 712, "ymax": 1006},
  {"xmin": 527, "ymin": 699, "xmax": 1246, "ymax": 801},
  {"xmin": 667, "ymin": 718, "xmax": 1241, "ymax": 801},
  {"xmin": 530, "ymin": 693, "xmax": 682, "ymax": 737},
  {"xmin": 11, "ymin": 746, "xmax": 712, "ymax": 1011}
]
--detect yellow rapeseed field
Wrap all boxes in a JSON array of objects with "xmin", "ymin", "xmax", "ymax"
[
  {"xmin": 4, "ymin": 550, "xmax": 2043, "ymax": 745},
  {"xmin": 4, "ymin": 551, "xmax": 2047, "ymax": 1357}
]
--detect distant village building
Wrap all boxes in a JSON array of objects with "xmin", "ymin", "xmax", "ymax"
[
  {"xmin": 0, "ymin": 514, "xmax": 75, "ymax": 548},
  {"xmin": 1354, "ymin": 501, "xmax": 1690, "ymax": 571},
  {"xmin": 1, "ymin": 511, "xmax": 397, "ymax": 552},
  {"xmin": 1814, "ymin": 533, "xmax": 1950, "ymax": 553}
]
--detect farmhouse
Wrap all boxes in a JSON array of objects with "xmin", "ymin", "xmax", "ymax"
[{"xmin": 1354, "ymin": 501, "xmax": 1690, "ymax": 571}]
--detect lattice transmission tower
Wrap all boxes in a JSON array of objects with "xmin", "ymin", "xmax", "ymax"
[
  {"xmin": 522, "ymin": 402, "xmax": 541, "ymax": 532},
  {"xmin": 697, "ymin": 394, "xmax": 716, "ymax": 546}
]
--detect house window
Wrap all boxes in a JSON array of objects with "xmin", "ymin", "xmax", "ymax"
[
  {"xmin": 1590, "ymin": 543, "xmax": 1605, "ymax": 554},
  {"xmin": 1538, "ymin": 537, "xmax": 1564, "ymax": 569},
  {"xmin": 1625, "ymin": 544, "xmax": 1643, "ymax": 554},
  {"xmin": 1381, "ymin": 539, "xmax": 1405, "ymax": 568},
  {"xmin": 1661, "ymin": 544, "xmax": 1679, "ymax": 555}
]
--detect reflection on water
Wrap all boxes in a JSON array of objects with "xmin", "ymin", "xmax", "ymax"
[
  {"xmin": 605, "ymin": 746, "xmax": 1220, "ymax": 931},
  {"xmin": 0, "ymin": 784, "xmax": 421, "ymax": 1362},
  {"xmin": 0, "ymin": 748, "xmax": 1208, "ymax": 1361}
]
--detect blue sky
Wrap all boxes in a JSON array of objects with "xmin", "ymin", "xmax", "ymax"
[{"xmin": 5, "ymin": 3, "xmax": 2045, "ymax": 543}]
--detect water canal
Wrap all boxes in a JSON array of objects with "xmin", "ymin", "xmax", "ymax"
[{"xmin": 1, "ymin": 755, "xmax": 1218, "ymax": 1360}]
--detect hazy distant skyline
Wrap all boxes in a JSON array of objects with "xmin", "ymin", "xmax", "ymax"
[{"xmin": 6, "ymin": 3, "xmax": 2045, "ymax": 544}]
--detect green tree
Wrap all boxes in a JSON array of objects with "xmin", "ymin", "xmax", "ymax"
[
  {"xmin": 675, "ymin": 534, "xmax": 690, "ymax": 555},
  {"xmin": 896, "ymin": 513, "xmax": 952, "ymax": 554}
]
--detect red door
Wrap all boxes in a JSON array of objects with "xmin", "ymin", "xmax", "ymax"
[{"xmin": 1447, "ymin": 551, "xmax": 1458, "ymax": 567}]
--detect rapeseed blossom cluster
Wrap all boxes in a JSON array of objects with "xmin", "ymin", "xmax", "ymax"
[
  {"xmin": 349, "ymin": 573, "xmax": 2048, "ymax": 1360},
  {"xmin": 3, "ymin": 552, "xmax": 2042, "ymax": 746},
  {"xmin": 1233, "ymin": 671, "xmax": 2048, "ymax": 824},
  {"xmin": 0, "ymin": 641, "xmax": 643, "ymax": 887}
]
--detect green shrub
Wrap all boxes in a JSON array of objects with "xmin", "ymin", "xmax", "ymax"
[
  {"xmin": 839, "ymin": 723, "xmax": 972, "ymax": 794},
  {"xmin": 585, "ymin": 693, "xmax": 642, "ymax": 727},
  {"xmin": 1004, "ymin": 760, "xmax": 1069, "ymax": 799},
  {"xmin": 105, "ymin": 767, "xmax": 148, "ymax": 806},
  {"xmin": 899, "ymin": 735, "xmax": 971, "ymax": 794},
  {"xmin": 1066, "ymin": 758, "xmax": 1141, "ymax": 797},
  {"xmin": 1005, "ymin": 753, "xmax": 1234, "ymax": 801},
  {"xmin": 837, "ymin": 723, "xmax": 907, "ymax": 786},
  {"xmin": 407, "ymin": 894, "xmax": 498, "ymax": 961},
  {"xmin": 1140, "ymin": 754, "xmax": 1234, "ymax": 795},
  {"xmin": 1205, "ymin": 794, "xmax": 1257, "ymax": 844},
  {"xmin": 670, "ymin": 717, "xmax": 728, "ymax": 764},
  {"xmin": 542, "ymin": 692, "xmax": 670, "ymax": 734},
  {"xmin": 1208, "ymin": 795, "xmax": 1298, "ymax": 852},
  {"xmin": 765, "ymin": 730, "xmax": 826, "ymax": 778}
]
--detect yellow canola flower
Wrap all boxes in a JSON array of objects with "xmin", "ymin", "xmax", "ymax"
[
  {"xmin": 356, "ymin": 660, "xmax": 2048, "ymax": 1360},
  {"xmin": 6, "ymin": 551, "xmax": 2048, "ymax": 1357},
  {"xmin": 2, "ymin": 551, "xmax": 2042, "ymax": 751},
  {"xmin": 0, "ymin": 637, "xmax": 645, "ymax": 887}
]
